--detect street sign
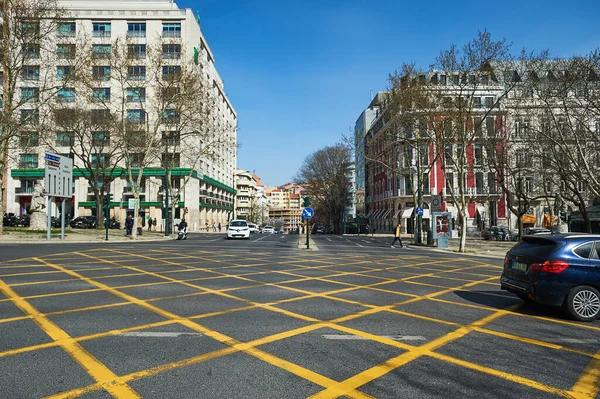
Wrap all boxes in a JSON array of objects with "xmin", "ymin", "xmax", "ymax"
[
  {"xmin": 302, "ymin": 207, "xmax": 314, "ymax": 219},
  {"xmin": 128, "ymin": 199, "xmax": 136, "ymax": 209},
  {"xmin": 416, "ymin": 207, "xmax": 424, "ymax": 216},
  {"xmin": 44, "ymin": 153, "xmax": 73, "ymax": 198},
  {"xmin": 431, "ymin": 195, "xmax": 442, "ymax": 212}
]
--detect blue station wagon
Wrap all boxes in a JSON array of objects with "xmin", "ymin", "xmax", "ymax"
[{"xmin": 501, "ymin": 233, "xmax": 600, "ymax": 321}]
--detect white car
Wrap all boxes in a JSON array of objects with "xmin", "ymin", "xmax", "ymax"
[
  {"xmin": 262, "ymin": 226, "xmax": 274, "ymax": 234},
  {"xmin": 227, "ymin": 220, "xmax": 250, "ymax": 239},
  {"xmin": 248, "ymin": 223, "xmax": 258, "ymax": 233}
]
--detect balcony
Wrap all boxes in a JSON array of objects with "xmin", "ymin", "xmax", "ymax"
[
  {"xmin": 15, "ymin": 186, "xmax": 35, "ymax": 195},
  {"xmin": 123, "ymin": 186, "xmax": 146, "ymax": 194}
]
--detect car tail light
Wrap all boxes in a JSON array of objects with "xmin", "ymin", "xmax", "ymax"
[
  {"xmin": 504, "ymin": 257, "xmax": 510, "ymax": 267},
  {"xmin": 530, "ymin": 260, "xmax": 569, "ymax": 273}
]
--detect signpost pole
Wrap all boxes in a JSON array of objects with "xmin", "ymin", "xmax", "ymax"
[
  {"xmin": 61, "ymin": 199, "xmax": 65, "ymax": 240},
  {"xmin": 105, "ymin": 199, "xmax": 109, "ymax": 241},
  {"xmin": 47, "ymin": 197, "xmax": 52, "ymax": 241}
]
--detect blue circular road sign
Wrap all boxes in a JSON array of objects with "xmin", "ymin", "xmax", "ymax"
[{"xmin": 302, "ymin": 207, "xmax": 315, "ymax": 219}]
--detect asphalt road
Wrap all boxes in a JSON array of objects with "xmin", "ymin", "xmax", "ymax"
[{"xmin": 0, "ymin": 233, "xmax": 598, "ymax": 398}]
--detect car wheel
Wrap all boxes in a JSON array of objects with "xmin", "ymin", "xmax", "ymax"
[{"xmin": 565, "ymin": 285, "xmax": 600, "ymax": 322}]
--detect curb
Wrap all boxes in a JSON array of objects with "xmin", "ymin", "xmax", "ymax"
[
  {"xmin": 297, "ymin": 237, "xmax": 318, "ymax": 250},
  {"xmin": 0, "ymin": 235, "xmax": 174, "ymax": 245}
]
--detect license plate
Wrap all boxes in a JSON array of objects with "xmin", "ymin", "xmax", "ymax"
[{"xmin": 512, "ymin": 261, "xmax": 528, "ymax": 272}]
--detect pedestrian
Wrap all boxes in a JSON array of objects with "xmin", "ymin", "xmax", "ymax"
[
  {"xmin": 372, "ymin": 227, "xmax": 376, "ymax": 237},
  {"xmin": 205, "ymin": 222, "xmax": 209, "ymax": 232},
  {"xmin": 212, "ymin": 222, "xmax": 216, "ymax": 232},
  {"xmin": 125, "ymin": 214, "xmax": 133, "ymax": 236},
  {"xmin": 153, "ymin": 218, "xmax": 157, "ymax": 231},
  {"xmin": 147, "ymin": 216, "xmax": 152, "ymax": 232},
  {"xmin": 218, "ymin": 222, "xmax": 221, "ymax": 232},
  {"xmin": 365, "ymin": 223, "xmax": 369, "ymax": 236},
  {"xmin": 391, "ymin": 222, "xmax": 403, "ymax": 248},
  {"xmin": 137, "ymin": 214, "xmax": 143, "ymax": 236}
]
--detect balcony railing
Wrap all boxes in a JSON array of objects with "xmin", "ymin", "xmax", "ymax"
[{"xmin": 15, "ymin": 186, "xmax": 35, "ymax": 195}]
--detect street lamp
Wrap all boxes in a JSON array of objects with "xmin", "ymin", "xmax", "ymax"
[{"xmin": 163, "ymin": 130, "xmax": 171, "ymax": 236}]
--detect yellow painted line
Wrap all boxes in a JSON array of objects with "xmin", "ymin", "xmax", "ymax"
[
  {"xmin": 0, "ymin": 279, "xmax": 140, "ymax": 398},
  {"xmin": 569, "ymin": 349, "xmax": 600, "ymax": 398},
  {"xmin": 429, "ymin": 351, "xmax": 574, "ymax": 398},
  {"xmin": 34, "ymin": 257, "xmax": 372, "ymax": 399}
]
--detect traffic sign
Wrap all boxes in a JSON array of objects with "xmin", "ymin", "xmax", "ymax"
[
  {"xmin": 128, "ymin": 199, "xmax": 136, "ymax": 209},
  {"xmin": 416, "ymin": 207, "xmax": 424, "ymax": 216},
  {"xmin": 44, "ymin": 152, "xmax": 73, "ymax": 198},
  {"xmin": 431, "ymin": 195, "xmax": 442, "ymax": 212},
  {"xmin": 302, "ymin": 207, "xmax": 314, "ymax": 219}
]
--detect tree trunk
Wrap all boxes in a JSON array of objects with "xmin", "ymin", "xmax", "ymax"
[
  {"xmin": 132, "ymin": 195, "xmax": 139, "ymax": 239},
  {"xmin": 95, "ymin": 195, "xmax": 102, "ymax": 229},
  {"xmin": 582, "ymin": 206, "xmax": 592, "ymax": 234},
  {"xmin": 459, "ymin": 211, "xmax": 467, "ymax": 252},
  {"xmin": 0, "ymin": 164, "xmax": 4, "ymax": 234},
  {"xmin": 517, "ymin": 215, "xmax": 524, "ymax": 238}
]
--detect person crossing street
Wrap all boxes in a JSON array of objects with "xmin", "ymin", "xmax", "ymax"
[{"xmin": 391, "ymin": 222, "xmax": 403, "ymax": 248}]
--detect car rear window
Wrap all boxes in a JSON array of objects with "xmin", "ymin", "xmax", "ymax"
[
  {"xmin": 573, "ymin": 242, "xmax": 593, "ymax": 258},
  {"xmin": 511, "ymin": 236, "xmax": 560, "ymax": 257},
  {"xmin": 230, "ymin": 221, "xmax": 247, "ymax": 227}
]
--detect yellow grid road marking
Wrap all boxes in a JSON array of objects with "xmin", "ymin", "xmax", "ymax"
[
  {"xmin": 0, "ymin": 279, "xmax": 140, "ymax": 398},
  {"xmin": 569, "ymin": 349, "xmax": 600, "ymax": 398}
]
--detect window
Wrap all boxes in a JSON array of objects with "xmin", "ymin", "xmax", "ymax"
[
  {"xmin": 445, "ymin": 172, "xmax": 453, "ymax": 193},
  {"xmin": 440, "ymin": 74, "xmax": 447, "ymax": 85},
  {"xmin": 92, "ymin": 66, "xmax": 111, "ymax": 81},
  {"xmin": 525, "ymin": 177, "xmax": 534, "ymax": 193},
  {"xmin": 578, "ymin": 181, "xmax": 587, "ymax": 192},
  {"xmin": 91, "ymin": 131, "xmax": 109, "ymax": 146},
  {"xmin": 22, "ymin": 65, "xmax": 39, "ymax": 80},
  {"xmin": 127, "ymin": 44, "xmax": 146, "ymax": 59},
  {"xmin": 127, "ymin": 22, "xmax": 146, "ymax": 38},
  {"xmin": 444, "ymin": 145, "xmax": 453, "ymax": 166},
  {"xmin": 127, "ymin": 66, "xmax": 146, "ymax": 81},
  {"xmin": 474, "ymin": 117, "xmax": 482, "ymax": 136},
  {"xmin": 162, "ymin": 87, "xmax": 180, "ymax": 102},
  {"xmin": 21, "ymin": 87, "xmax": 39, "ymax": 103},
  {"xmin": 474, "ymin": 145, "xmax": 483, "ymax": 165},
  {"xmin": 57, "ymin": 22, "xmax": 76, "ymax": 37},
  {"xmin": 162, "ymin": 22, "xmax": 181, "ymax": 37},
  {"xmin": 91, "ymin": 109, "xmax": 111, "ymax": 125},
  {"xmin": 162, "ymin": 130, "xmax": 180, "ymax": 146},
  {"xmin": 91, "ymin": 154, "xmax": 109, "ymax": 168},
  {"xmin": 162, "ymin": 109, "xmax": 179, "ymax": 124},
  {"xmin": 126, "ymin": 88, "xmax": 145, "ymax": 103},
  {"xmin": 19, "ymin": 153, "xmax": 38, "ymax": 169},
  {"xmin": 128, "ymin": 153, "xmax": 144, "ymax": 168},
  {"xmin": 127, "ymin": 109, "xmax": 145, "ymax": 124},
  {"xmin": 422, "ymin": 173, "xmax": 430, "ymax": 195},
  {"xmin": 161, "ymin": 153, "xmax": 180, "ymax": 168},
  {"xmin": 92, "ymin": 88, "xmax": 110, "ymax": 102},
  {"xmin": 162, "ymin": 65, "xmax": 181, "ymax": 80},
  {"xmin": 20, "ymin": 133, "xmax": 39, "ymax": 147},
  {"xmin": 20, "ymin": 109, "xmax": 39, "ymax": 125},
  {"xmin": 484, "ymin": 96, "xmax": 494, "ymax": 108},
  {"xmin": 56, "ymin": 66, "xmax": 72, "ymax": 81},
  {"xmin": 486, "ymin": 117, "xmax": 495, "ymax": 136},
  {"xmin": 574, "ymin": 242, "xmax": 593, "ymax": 259},
  {"xmin": 419, "ymin": 144, "xmax": 428, "ymax": 166},
  {"xmin": 92, "ymin": 22, "xmax": 111, "ymax": 38},
  {"xmin": 21, "ymin": 21, "xmax": 40, "ymax": 38},
  {"xmin": 473, "ymin": 97, "xmax": 482, "ymax": 108},
  {"xmin": 57, "ymin": 88, "xmax": 75, "ymax": 103},
  {"xmin": 92, "ymin": 44, "xmax": 111, "ymax": 59},
  {"xmin": 488, "ymin": 172, "xmax": 497, "ymax": 194},
  {"xmin": 22, "ymin": 43, "xmax": 40, "ymax": 58},
  {"xmin": 162, "ymin": 44, "xmax": 181, "ymax": 59},
  {"xmin": 56, "ymin": 44, "xmax": 75, "ymax": 59},
  {"xmin": 55, "ymin": 132, "xmax": 74, "ymax": 147},
  {"xmin": 475, "ymin": 172, "xmax": 484, "ymax": 194}
]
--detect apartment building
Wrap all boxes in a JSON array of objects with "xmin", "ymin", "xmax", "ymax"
[
  {"xmin": 233, "ymin": 169, "xmax": 257, "ymax": 221},
  {"xmin": 5, "ymin": 0, "xmax": 237, "ymax": 231},
  {"xmin": 265, "ymin": 185, "xmax": 302, "ymax": 233}
]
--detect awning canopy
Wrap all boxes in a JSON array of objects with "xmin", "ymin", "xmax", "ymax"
[
  {"xmin": 392, "ymin": 209, "xmax": 402, "ymax": 219},
  {"xmin": 401, "ymin": 207, "xmax": 414, "ymax": 219},
  {"xmin": 522, "ymin": 213, "xmax": 536, "ymax": 224},
  {"xmin": 365, "ymin": 210, "xmax": 374, "ymax": 218},
  {"xmin": 446, "ymin": 205, "xmax": 457, "ymax": 217},
  {"xmin": 382, "ymin": 208, "xmax": 392, "ymax": 219},
  {"xmin": 476, "ymin": 206, "xmax": 486, "ymax": 216},
  {"xmin": 422, "ymin": 209, "xmax": 431, "ymax": 219},
  {"xmin": 372, "ymin": 209, "xmax": 382, "ymax": 219}
]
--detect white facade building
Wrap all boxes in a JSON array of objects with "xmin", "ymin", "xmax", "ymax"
[{"xmin": 5, "ymin": 0, "xmax": 237, "ymax": 231}]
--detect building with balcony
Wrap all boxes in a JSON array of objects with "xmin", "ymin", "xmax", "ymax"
[
  {"xmin": 234, "ymin": 168, "xmax": 257, "ymax": 221},
  {"xmin": 265, "ymin": 185, "xmax": 302, "ymax": 233},
  {"xmin": 4, "ymin": 0, "xmax": 237, "ymax": 231}
]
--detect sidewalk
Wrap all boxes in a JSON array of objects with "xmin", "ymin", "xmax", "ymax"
[{"xmin": 0, "ymin": 228, "xmax": 173, "ymax": 244}]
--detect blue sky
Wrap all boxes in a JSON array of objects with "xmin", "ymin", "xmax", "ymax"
[{"xmin": 178, "ymin": 0, "xmax": 599, "ymax": 186}]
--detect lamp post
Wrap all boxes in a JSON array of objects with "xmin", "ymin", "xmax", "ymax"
[
  {"xmin": 163, "ymin": 131, "xmax": 171, "ymax": 236},
  {"xmin": 416, "ymin": 142, "xmax": 422, "ymax": 245}
]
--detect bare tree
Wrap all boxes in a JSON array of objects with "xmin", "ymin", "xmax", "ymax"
[
  {"xmin": 295, "ymin": 143, "xmax": 352, "ymax": 234},
  {"xmin": 0, "ymin": 0, "xmax": 70, "ymax": 232}
]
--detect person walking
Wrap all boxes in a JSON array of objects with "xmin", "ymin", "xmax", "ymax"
[
  {"xmin": 218, "ymin": 222, "xmax": 221, "ymax": 232},
  {"xmin": 153, "ymin": 218, "xmax": 157, "ymax": 231},
  {"xmin": 212, "ymin": 222, "xmax": 216, "ymax": 232},
  {"xmin": 147, "ymin": 216, "xmax": 152, "ymax": 232},
  {"xmin": 137, "ymin": 214, "xmax": 143, "ymax": 236},
  {"xmin": 125, "ymin": 214, "xmax": 133, "ymax": 236},
  {"xmin": 391, "ymin": 222, "xmax": 403, "ymax": 248}
]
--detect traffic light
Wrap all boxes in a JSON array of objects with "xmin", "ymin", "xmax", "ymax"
[
  {"xmin": 103, "ymin": 193, "xmax": 113, "ymax": 207},
  {"xmin": 303, "ymin": 196, "xmax": 310, "ymax": 207}
]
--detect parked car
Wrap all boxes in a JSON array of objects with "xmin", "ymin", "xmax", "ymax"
[
  {"xmin": 501, "ymin": 233, "xmax": 600, "ymax": 321},
  {"xmin": 70, "ymin": 216, "xmax": 97, "ymax": 229},
  {"xmin": 312, "ymin": 224, "xmax": 327, "ymax": 234},
  {"xmin": 482, "ymin": 226, "xmax": 518, "ymax": 241},
  {"xmin": 262, "ymin": 226, "xmax": 274, "ymax": 234},
  {"xmin": 248, "ymin": 223, "xmax": 259, "ymax": 234},
  {"xmin": 227, "ymin": 219, "xmax": 250, "ymax": 239},
  {"xmin": 524, "ymin": 227, "xmax": 551, "ymax": 235}
]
